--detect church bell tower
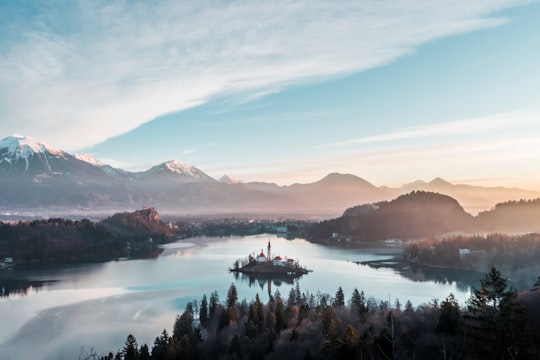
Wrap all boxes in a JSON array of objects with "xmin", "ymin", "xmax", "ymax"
[{"xmin": 267, "ymin": 241, "xmax": 271, "ymax": 262}]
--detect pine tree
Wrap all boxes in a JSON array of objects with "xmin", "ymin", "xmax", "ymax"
[
  {"xmin": 275, "ymin": 299, "xmax": 285, "ymax": 332},
  {"xmin": 209, "ymin": 290, "xmax": 220, "ymax": 319},
  {"xmin": 138, "ymin": 344, "xmax": 150, "ymax": 360},
  {"xmin": 173, "ymin": 310, "xmax": 194, "ymax": 340},
  {"xmin": 436, "ymin": 293, "xmax": 460, "ymax": 335},
  {"xmin": 227, "ymin": 283, "xmax": 238, "ymax": 308},
  {"xmin": 151, "ymin": 330, "xmax": 169, "ymax": 359},
  {"xmin": 334, "ymin": 286, "xmax": 345, "ymax": 307},
  {"xmin": 464, "ymin": 267, "xmax": 527, "ymax": 358},
  {"xmin": 350, "ymin": 289, "xmax": 367, "ymax": 320},
  {"xmin": 288, "ymin": 287, "xmax": 297, "ymax": 306},
  {"xmin": 338, "ymin": 324, "xmax": 362, "ymax": 359},
  {"xmin": 122, "ymin": 334, "xmax": 139, "ymax": 360},
  {"xmin": 199, "ymin": 294, "xmax": 208, "ymax": 326}
]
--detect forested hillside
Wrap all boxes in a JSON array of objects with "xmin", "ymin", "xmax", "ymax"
[
  {"xmin": 308, "ymin": 191, "xmax": 540, "ymax": 243},
  {"xmin": 0, "ymin": 207, "xmax": 176, "ymax": 263},
  {"xmin": 308, "ymin": 191, "xmax": 476, "ymax": 242}
]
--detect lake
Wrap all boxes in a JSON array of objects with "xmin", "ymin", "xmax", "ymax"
[{"xmin": 0, "ymin": 234, "xmax": 476, "ymax": 359}]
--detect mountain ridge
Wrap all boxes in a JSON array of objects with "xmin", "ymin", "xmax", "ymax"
[{"xmin": 1, "ymin": 135, "xmax": 539, "ymax": 216}]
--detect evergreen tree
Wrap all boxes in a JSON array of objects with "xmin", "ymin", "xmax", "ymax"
[
  {"xmin": 218, "ymin": 308, "xmax": 230, "ymax": 330},
  {"xmin": 404, "ymin": 300, "xmax": 414, "ymax": 312},
  {"xmin": 323, "ymin": 307, "xmax": 340, "ymax": 341},
  {"xmin": 295, "ymin": 282, "xmax": 302, "ymax": 305},
  {"xmin": 436, "ymin": 293, "xmax": 460, "ymax": 335},
  {"xmin": 226, "ymin": 283, "xmax": 238, "ymax": 308},
  {"xmin": 122, "ymin": 334, "xmax": 138, "ymax": 360},
  {"xmin": 151, "ymin": 330, "xmax": 169, "ymax": 359},
  {"xmin": 287, "ymin": 287, "xmax": 297, "ymax": 306},
  {"xmin": 173, "ymin": 309, "xmax": 194, "ymax": 340},
  {"xmin": 334, "ymin": 286, "xmax": 345, "ymax": 307},
  {"xmin": 209, "ymin": 290, "xmax": 220, "ymax": 319},
  {"xmin": 199, "ymin": 294, "xmax": 209, "ymax": 326},
  {"xmin": 464, "ymin": 267, "xmax": 527, "ymax": 358},
  {"xmin": 350, "ymin": 288, "xmax": 367, "ymax": 319},
  {"xmin": 255, "ymin": 293, "xmax": 265, "ymax": 326},
  {"xmin": 338, "ymin": 324, "xmax": 362, "ymax": 359},
  {"xmin": 275, "ymin": 299, "xmax": 285, "ymax": 332},
  {"xmin": 138, "ymin": 344, "xmax": 150, "ymax": 360}
]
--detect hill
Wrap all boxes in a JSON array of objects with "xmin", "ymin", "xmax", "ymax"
[
  {"xmin": 0, "ymin": 208, "xmax": 176, "ymax": 264},
  {"xmin": 307, "ymin": 191, "xmax": 476, "ymax": 243},
  {"xmin": 476, "ymin": 199, "xmax": 540, "ymax": 232}
]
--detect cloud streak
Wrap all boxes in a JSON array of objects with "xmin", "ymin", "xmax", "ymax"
[
  {"xmin": 325, "ymin": 111, "xmax": 539, "ymax": 147},
  {"xmin": 0, "ymin": 0, "xmax": 524, "ymax": 150},
  {"xmin": 220, "ymin": 110, "xmax": 540, "ymax": 188}
]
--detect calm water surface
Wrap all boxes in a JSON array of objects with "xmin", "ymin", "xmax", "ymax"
[{"xmin": 0, "ymin": 234, "xmax": 474, "ymax": 359}]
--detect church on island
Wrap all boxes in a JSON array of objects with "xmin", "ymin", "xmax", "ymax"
[
  {"xmin": 230, "ymin": 240, "xmax": 310, "ymax": 276},
  {"xmin": 256, "ymin": 241, "xmax": 296, "ymax": 267}
]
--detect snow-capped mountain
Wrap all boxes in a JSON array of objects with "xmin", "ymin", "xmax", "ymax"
[
  {"xmin": 134, "ymin": 160, "xmax": 216, "ymax": 192},
  {"xmin": 0, "ymin": 135, "xmax": 135, "ymax": 210},
  {"xmin": 149, "ymin": 160, "xmax": 215, "ymax": 182},
  {"xmin": 74, "ymin": 153, "xmax": 105, "ymax": 167},
  {"xmin": 0, "ymin": 135, "xmax": 68, "ymax": 174}
]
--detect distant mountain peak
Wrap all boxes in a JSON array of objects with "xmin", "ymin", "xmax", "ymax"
[
  {"xmin": 429, "ymin": 177, "xmax": 452, "ymax": 186},
  {"xmin": 162, "ymin": 160, "xmax": 201, "ymax": 176},
  {"xmin": 74, "ymin": 153, "xmax": 105, "ymax": 167},
  {"xmin": 143, "ymin": 160, "xmax": 215, "ymax": 183},
  {"xmin": 318, "ymin": 173, "xmax": 374, "ymax": 187},
  {"xmin": 403, "ymin": 179, "xmax": 428, "ymax": 188},
  {"xmin": 0, "ymin": 135, "xmax": 64, "ymax": 159},
  {"xmin": 220, "ymin": 175, "xmax": 242, "ymax": 184}
]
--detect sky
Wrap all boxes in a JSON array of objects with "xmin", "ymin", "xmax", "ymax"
[{"xmin": 1, "ymin": 0, "xmax": 539, "ymax": 189}]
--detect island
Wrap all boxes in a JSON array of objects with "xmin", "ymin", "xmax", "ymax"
[{"xmin": 229, "ymin": 241, "xmax": 311, "ymax": 276}]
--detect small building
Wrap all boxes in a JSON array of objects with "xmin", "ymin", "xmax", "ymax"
[
  {"xmin": 257, "ymin": 251, "xmax": 267, "ymax": 263},
  {"xmin": 459, "ymin": 248, "xmax": 471, "ymax": 256},
  {"xmin": 273, "ymin": 256, "xmax": 284, "ymax": 266}
]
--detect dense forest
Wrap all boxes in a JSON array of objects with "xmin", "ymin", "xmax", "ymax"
[
  {"xmin": 81, "ymin": 268, "xmax": 540, "ymax": 359},
  {"xmin": 403, "ymin": 233, "xmax": 540, "ymax": 288},
  {"xmin": 0, "ymin": 207, "xmax": 176, "ymax": 263}
]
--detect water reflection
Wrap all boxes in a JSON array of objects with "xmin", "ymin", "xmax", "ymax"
[
  {"xmin": 356, "ymin": 258, "xmax": 483, "ymax": 292},
  {"xmin": 0, "ymin": 279, "xmax": 57, "ymax": 298},
  {"xmin": 232, "ymin": 271, "xmax": 303, "ymax": 297}
]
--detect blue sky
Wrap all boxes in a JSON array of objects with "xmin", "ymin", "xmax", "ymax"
[{"xmin": 1, "ymin": 1, "xmax": 539, "ymax": 188}]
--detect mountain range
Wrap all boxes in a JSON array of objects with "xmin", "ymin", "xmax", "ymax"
[{"xmin": 1, "ymin": 135, "xmax": 539, "ymax": 217}]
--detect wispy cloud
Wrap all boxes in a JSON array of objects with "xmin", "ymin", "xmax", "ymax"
[
  {"xmin": 218, "ymin": 110, "xmax": 540, "ymax": 187},
  {"xmin": 325, "ymin": 111, "xmax": 539, "ymax": 147},
  {"xmin": 0, "ymin": 0, "xmax": 523, "ymax": 150}
]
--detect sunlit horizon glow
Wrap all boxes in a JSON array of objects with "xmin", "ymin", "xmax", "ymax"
[{"xmin": 1, "ymin": 1, "xmax": 539, "ymax": 191}]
